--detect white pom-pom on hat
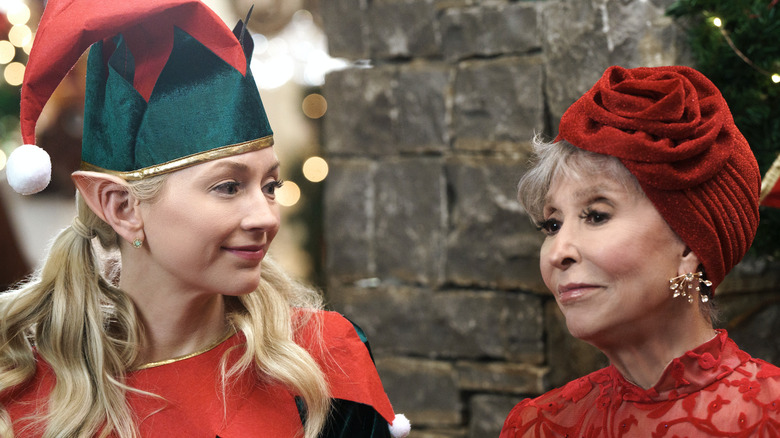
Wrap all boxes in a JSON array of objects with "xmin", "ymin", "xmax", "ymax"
[
  {"xmin": 6, "ymin": 144, "xmax": 52, "ymax": 195},
  {"xmin": 388, "ymin": 413, "xmax": 411, "ymax": 438}
]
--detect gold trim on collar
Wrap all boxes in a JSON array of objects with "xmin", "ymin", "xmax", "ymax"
[
  {"xmin": 133, "ymin": 330, "xmax": 237, "ymax": 371},
  {"xmin": 79, "ymin": 136, "xmax": 274, "ymax": 180},
  {"xmin": 760, "ymin": 153, "xmax": 780, "ymax": 203}
]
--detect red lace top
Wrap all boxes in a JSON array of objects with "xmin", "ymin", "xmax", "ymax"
[{"xmin": 501, "ymin": 330, "xmax": 780, "ymax": 437}]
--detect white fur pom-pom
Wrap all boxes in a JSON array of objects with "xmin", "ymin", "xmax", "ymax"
[
  {"xmin": 6, "ymin": 144, "xmax": 51, "ymax": 195},
  {"xmin": 388, "ymin": 413, "xmax": 411, "ymax": 437}
]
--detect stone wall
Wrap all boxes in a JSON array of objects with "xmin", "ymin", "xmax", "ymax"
[{"xmin": 319, "ymin": 1, "xmax": 780, "ymax": 436}]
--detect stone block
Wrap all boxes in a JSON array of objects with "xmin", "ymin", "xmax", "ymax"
[
  {"xmin": 367, "ymin": 0, "xmax": 440, "ymax": 59},
  {"xmin": 544, "ymin": 299, "xmax": 608, "ymax": 390},
  {"xmin": 323, "ymin": 67, "xmax": 396, "ymax": 156},
  {"xmin": 320, "ymin": 0, "xmax": 367, "ymax": 59},
  {"xmin": 456, "ymin": 361, "xmax": 547, "ymax": 394},
  {"xmin": 394, "ymin": 63, "xmax": 451, "ymax": 153},
  {"xmin": 469, "ymin": 394, "xmax": 527, "ymax": 438},
  {"xmin": 375, "ymin": 158, "xmax": 444, "ymax": 285},
  {"xmin": 327, "ymin": 286, "xmax": 545, "ymax": 362},
  {"xmin": 323, "ymin": 159, "xmax": 376, "ymax": 283},
  {"xmin": 440, "ymin": 3, "xmax": 541, "ymax": 61},
  {"xmin": 376, "ymin": 357, "xmax": 462, "ymax": 427},
  {"xmin": 542, "ymin": 0, "xmax": 688, "ymax": 127},
  {"xmin": 452, "ymin": 56, "xmax": 545, "ymax": 151},
  {"xmin": 444, "ymin": 155, "xmax": 546, "ymax": 292},
  {"xmin": 716, "ymin": 290, "xmax": 780, "ymax": 365}
]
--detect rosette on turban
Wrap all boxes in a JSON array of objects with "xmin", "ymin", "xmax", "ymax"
[{"xmin": 558, "ymin": 65, "xmax": 760, "ymax": 290}]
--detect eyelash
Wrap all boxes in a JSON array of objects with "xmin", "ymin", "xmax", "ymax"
[
  {"xmin": 579, "ymin": 208, "xmax": 610, "ymax": 224},
  {"xmin": 213, "ymin": 179, "xmax": 284, "ymax": 196},
  {"xmin": 537, "ymin": 208, "xmax": 610, "ymax": 236}
]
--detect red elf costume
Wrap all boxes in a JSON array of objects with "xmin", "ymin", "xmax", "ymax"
[
  {"xmin": 1, "ymin": 0, "xmax": 409, "ymax": 437},
  {"xmin": 500, "ymin": 66, "xmax": 780, "ymax": 437}
]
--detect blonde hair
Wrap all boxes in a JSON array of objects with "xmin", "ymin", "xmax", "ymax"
[{"xmin": 0, "ymin": 174, "xmax": 330, "ymax": 438}]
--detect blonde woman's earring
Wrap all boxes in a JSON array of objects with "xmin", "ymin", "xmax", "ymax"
[
  {"xmin": 132, "ymin": 238, "xmax": 143, "ymax": 248},
  {"xmin": 669, "ymin": 271, "xmax": 713, "ymax": 303}
]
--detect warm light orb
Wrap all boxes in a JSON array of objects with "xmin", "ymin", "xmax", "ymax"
[
  {"xmin": 302, "ymin": 156, "xmax": 328, "ymax": 182},
  {"xmin": 8, "ymin": 25, "xmax": 32, "ymax": 48},
  {"xmin": 4, "ymin": 62, "xmax": 25, "ymax": 86},
  {"xmin": 7, "ymin": 3, "xmax": 31, "ymax": 25},
  {"xmin": 0, "ymin": 41, "xmax": 15, "ymax": 65},
  {"xmin": 712, "ymin": 17, "xmax": 722, "ymax": 27},
  {"xmin": 277, "ymin": 180, "xmax": 301, "ymax": 207},
  {"xmin": 302, "ymin": 93, "xmax": 327, "ymax": 119},
  {"xmin": 0, "ymin": 149, "xmax": 7, "ymax": 172},
  {"xmin": 773, "ymin": 74, "xmax": 780, "ymax": 84}
]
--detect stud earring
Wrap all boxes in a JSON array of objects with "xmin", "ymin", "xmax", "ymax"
[
  {"xmin": 132, "ymin": 238, "xmax": 143, "ymax": 248},
  {"xmin": 669, "ymin": 272, "xmax": 713, "ymax": 303}
]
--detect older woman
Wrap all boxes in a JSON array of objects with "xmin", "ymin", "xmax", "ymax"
[
  {"xmin": 0, "ymin": 1, "xmax": 409, "ymax": 437},
  {"xmin": 501, "ymin": 66, "xmax": 780, "ymax": 437}
]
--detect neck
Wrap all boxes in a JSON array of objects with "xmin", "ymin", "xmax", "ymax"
[
  {"xmin": 119, "ymin": 258, "xmax": 230, "ymax": 365},
  {"xmin": 593, "ymin": 305, "xmax": 716, "ymax": 390}
]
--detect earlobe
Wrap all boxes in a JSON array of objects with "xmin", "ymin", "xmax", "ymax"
[
  {"xmin": 678, "ymin": 246, "xmax": 702, "ymax": 275},
  {"xmin": 72, "ymin": 171, "xmax": 144, "ymax": 243}
]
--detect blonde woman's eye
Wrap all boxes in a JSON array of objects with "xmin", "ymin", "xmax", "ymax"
[
  {"xmin": 264, "ymin": 180, "xmax": 284, "ymax": 196},
  {"xmin": 214, "ymin": 181, "xmax": 241, "ymax": 195}
]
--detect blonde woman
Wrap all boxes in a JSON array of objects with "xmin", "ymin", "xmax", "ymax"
[{"xmin": 0, "ymin": 1, "xmax": 409, "ymax": 437}]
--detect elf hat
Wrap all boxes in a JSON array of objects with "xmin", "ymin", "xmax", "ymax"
[
  {"xmin": 6, "ymin": 0, "xmax": 273, "ymax": 195},
  {"xmin": 557, "ymin": 65, "xmax": 760, "ymax": 290}
]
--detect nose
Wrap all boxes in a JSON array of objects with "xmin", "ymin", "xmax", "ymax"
[
  {"xmin": 241, "ymin": 188, "xmax": 281, "ymax": 233},
  {"xmin": 541, "ymin": 223, "xmax": 580, "ymax": 270}
]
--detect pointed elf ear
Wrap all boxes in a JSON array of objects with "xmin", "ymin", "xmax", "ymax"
[
  {"xmin": 72, "ymin": 171, "xmax": 143, "ymax": 242},
  {"xmin": 7, "ymin": 0, "xmax": 266, "ymax": 195}
]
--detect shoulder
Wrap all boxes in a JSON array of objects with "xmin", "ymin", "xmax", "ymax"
[
  {"xmin": 294, "ymin": 309, "xmax": 371, "ymax": 354},
  {"xmin": 3, "ymin": 356, "xmax": 56, "ymax": 431},
  {"xmin": 501, "ymin": 368, "xmax": 609, "ymax": 437}
]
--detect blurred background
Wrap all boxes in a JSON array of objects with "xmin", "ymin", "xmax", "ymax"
[{"xmin": 2, "ymin": 1, "xmax": 780, "ymax": 437}]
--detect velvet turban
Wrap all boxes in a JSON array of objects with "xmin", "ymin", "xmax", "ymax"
[{"xmin": 557, "ymin": 65, "xmax": 760, "ymax": 290}]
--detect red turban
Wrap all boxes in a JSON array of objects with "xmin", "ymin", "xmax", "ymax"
[{"xmin": 557, "ymin": 65, "xmax": 760, "ymax": 290}]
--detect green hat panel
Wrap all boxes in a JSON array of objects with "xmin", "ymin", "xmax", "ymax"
[{"xmin": 82, "ymin": 27, "xmax": 273, "ymax": 178}]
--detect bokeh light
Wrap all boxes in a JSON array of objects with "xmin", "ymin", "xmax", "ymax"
[
  {"xmin": 0, "ymin": 41, "xmax": 15, "ymax": 65},
  {"xmin": 712, "ymin": 17, "xmax": 722, "ymax": 28},
  {"xmin": 302, "ymin": 93, "xmax": 327, "ymax": 119},
  {"xmin": 0, "ymin": 149, "xmax": 7, "ymax": 172},
  {"xmin": 9, "ymin": 25, "xmax": 32, "ymax": 48},
  {"xmin": 6, "ymin": 3, "xmax": 31, "ymax": 25},
  {"xmin": 773, "ymin": 74, "xmax": 780, "ymax": 84},
  {"xmin": 4, "ymin": 62, "xmax": 25, "ymax": 86},
  {"xmin": 277, "ymin": 180, "xmax": 301, "ymax": 207},
  {"xmin": 302, "ymin": 156, "xmax": 328, "ymax": 183}
]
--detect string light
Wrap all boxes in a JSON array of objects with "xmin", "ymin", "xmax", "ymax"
[
  {"xmin": 302, "ymin": 156, "xmax": 328, "ymax": 182},
  {"xmin": 709, "ymin": 15, "xmax": 780, "ymax": 84},
  {"xmin": 0, "ymin": 41, "xmax": 15, "ymax": 65},
  {"xmin": 277, "ymin": 180, "xmax": 301, "ymax": 207}
]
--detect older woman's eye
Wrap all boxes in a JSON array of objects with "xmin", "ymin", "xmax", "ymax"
[
  {"xmin": 538, "ymin": 218, "xmax": 561, "ymax": 236},
  {"xmin": 581, "ymin": 209, "xmax": 610, "ymax": 224},
  {"xmin": 214, "ymin": 181, "xmax": 241, "ymax": 195}
]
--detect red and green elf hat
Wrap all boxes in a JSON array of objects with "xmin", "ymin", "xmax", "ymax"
[{"xmin": 6, "ymin": 0, "xmax": 273, "ymax": 195}]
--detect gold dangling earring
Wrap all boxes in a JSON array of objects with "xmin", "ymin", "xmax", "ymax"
[
  {"xmin": 669, "ymin": 272, "xmax": 713, "ymax": 303},
  {"xmin": 132, "ymin": 238, "xmax": 143, "ymax": 248}
]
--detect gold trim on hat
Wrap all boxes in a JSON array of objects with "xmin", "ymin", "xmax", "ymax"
[
  {"xmin": 79, "ymin": 135, "xmax": 274, "ymax": 180},
  {"xmin": 760, "ymin": 153, "xmax": 780, "ymax": 203}
]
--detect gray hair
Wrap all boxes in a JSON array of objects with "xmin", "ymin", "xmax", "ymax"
[
  {"xmin": 517, "ymin": 136, "xmax": 643, "ymax": 225},
  {"xmin": 516, "ymin": 135, "xmax": 719, "ymax": 324}
]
